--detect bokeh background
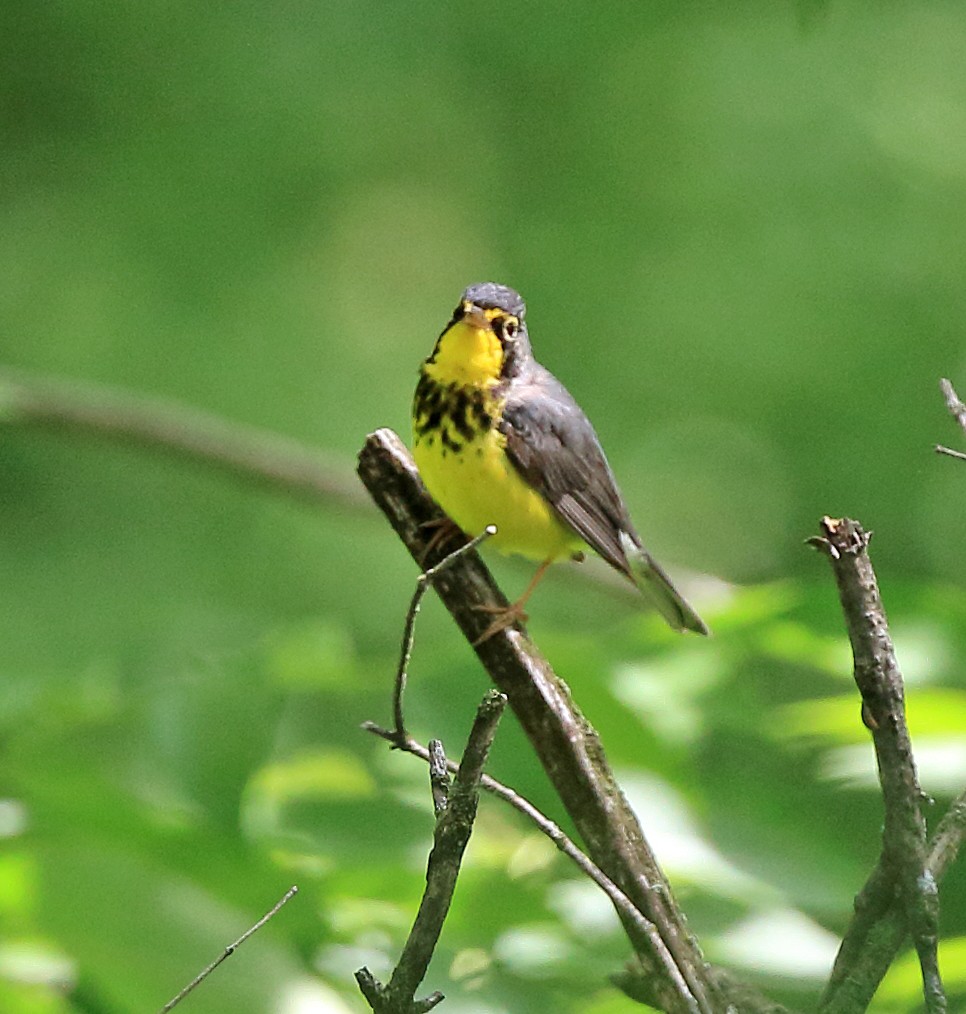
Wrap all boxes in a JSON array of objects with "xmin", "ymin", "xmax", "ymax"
[{"xmin": 3, "ymin": 2, "xmax": 966, "ymax": 1011}]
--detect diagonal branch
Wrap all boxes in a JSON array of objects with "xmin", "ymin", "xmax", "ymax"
[
  {"xmin": 364, "ymin": 527, "xmax": 708, "ymax": 1009},
  {"xmin": 357, "ymin": 428, "xmax": 771, "ymax": 1014},
  {"xmin": 0, "ymin": 366, "xmax": 369, "ymax": 512},
  {"xmin": 810, "ymin": 516, "xmax": 945, "ymax": 1014}
]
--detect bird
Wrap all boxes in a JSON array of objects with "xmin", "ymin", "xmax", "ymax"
[{"xmin": 411, "ymin": 282, "xmax": 708, "ymax": 642}]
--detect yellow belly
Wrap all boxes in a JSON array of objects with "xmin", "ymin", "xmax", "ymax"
[{"xmin": 413, "ymin": 425, "xmax": 583, "ymax": 563}]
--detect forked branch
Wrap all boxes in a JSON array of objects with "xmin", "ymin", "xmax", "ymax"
[
  {"xmin": 363, "ymin": 525, "xmax": 696, "ymax": 1007},
  {"xmin": 357, "ymin": 427, "xmax": 766, "ymax": 1014},
  {"xmin": 356, "ymin": 692, "xmax": 507, "ymax": 1013}
]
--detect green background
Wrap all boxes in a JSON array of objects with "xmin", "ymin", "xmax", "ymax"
[{"xmin": 2, "ymin": 2, "xmax": 966, "ymax": 1011}]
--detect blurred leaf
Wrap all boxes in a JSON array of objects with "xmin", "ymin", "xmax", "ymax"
[
  {"xmin": 247, "ymin": 748, "xmax": 375, "ymax": 806},
  {"xmin": 776, "ymin": 688, "xmax": 966, "ymax": 743},
  {"xmin": 262, "ymin": 620, "xmax": 361, "ymax": 692}
]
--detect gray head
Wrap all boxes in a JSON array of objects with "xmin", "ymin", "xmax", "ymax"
[
  {"xmin": 451, "ymin": 282, "xmax": 532, "ymax": 379},
  {"xmin": 461, "ymin": 282, "xmax": 526, "ymax": 320}
]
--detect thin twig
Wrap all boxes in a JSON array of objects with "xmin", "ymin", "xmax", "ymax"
[
  {"xmin": 158, "ymin": 885, "xmax": 298, "ymax": 1013},
  {"xmin": 811, "ymin": 517, "xmax": 945, "ymax": 1014},
  {"xmin": 927, "ymin": 789, "xmax": 966, "ymax": 875},
  {"xmin": 392, "ymin": 526, "xmax": 496, "ymax": 742},
  {"xmin": 357, "ymin": 428, "xmax": 737, "ymax": 1014},
  {"xmin": 356, "ymin": 692, "xmax": 507, "ymax": 1013},
  {"xmin": 935, "ymin": 444, "xmax": 966, "ymax": 462}
]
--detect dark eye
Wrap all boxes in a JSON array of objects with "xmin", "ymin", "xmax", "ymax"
[
  {"xmin": 503, "ymin": 318, "xmax": 518, "ymax": 339},
  {"xmin": 452, "ymin": 303, "xmax": 465, "ymax": 321}
]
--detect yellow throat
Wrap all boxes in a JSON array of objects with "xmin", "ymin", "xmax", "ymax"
[{"xmin": 424, "ymin": 311, "xmax": 504, "ymax": 388}]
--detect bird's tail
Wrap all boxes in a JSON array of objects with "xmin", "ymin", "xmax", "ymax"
[{"xmin": 619, "ymin": 533, "xmax": 709, "ymax": 636}]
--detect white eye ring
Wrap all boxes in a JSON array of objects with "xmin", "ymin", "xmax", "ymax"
[{"xmin": 503, "ymin": 319, "xmax": 518, "ymax": 339}]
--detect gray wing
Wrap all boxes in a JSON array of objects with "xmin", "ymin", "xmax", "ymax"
[{"xmin": 498, "ymin": 366, "xmax": 638, "ymax": 577}]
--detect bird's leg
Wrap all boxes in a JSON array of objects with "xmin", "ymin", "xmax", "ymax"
[
  {"xmin": 418, "ymin": 514, "xmax": 465, "ymax": 566},
  {"xmin": 473, "ymin": 558, "xmax": 553, "ymax": 645}
]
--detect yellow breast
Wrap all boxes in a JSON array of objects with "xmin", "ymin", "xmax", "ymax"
[{"xmin": 412, "ymin": 376, "xmax": 582, "ymax": 563}]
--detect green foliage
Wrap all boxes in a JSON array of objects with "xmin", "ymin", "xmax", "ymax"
[{"xmin": 2, "ymin": 2, "xmax": 966, "ymax": 1012}]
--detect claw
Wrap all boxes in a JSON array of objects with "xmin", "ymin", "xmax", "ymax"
[
  {"xmin": 419, "ymin": 515, "xmax": 464, "ymax": 566},
  {"xmin": 470, "ymin": 557, "xmax": 554, "ymax": 645},
  {"xmin": 472, "ymin": 602, "xmax": 530, "ymax": 645}
]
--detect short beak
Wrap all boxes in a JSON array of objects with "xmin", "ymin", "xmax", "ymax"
[{"xmin": 461, "ymin": 302, "xmax": 490, "ymax": 330}]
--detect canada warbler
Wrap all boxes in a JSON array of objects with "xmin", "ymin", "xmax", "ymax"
[{"xmin": 412, "ymin": 282, "xmax": 708, "ymax": 640}]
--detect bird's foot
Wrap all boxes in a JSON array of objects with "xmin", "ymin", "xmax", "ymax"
[
  {"xmin": 418, "ymin": 515, "xmax": 464, "ymax": 566},
  {"xmin": 472, "ymin": 601, "xmax": 529, "ymax": 645}
]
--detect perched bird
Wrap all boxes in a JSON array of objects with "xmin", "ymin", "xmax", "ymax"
[{"xmin": 412, "ymin": 282, "xmax": 708, "ymax": 641}]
